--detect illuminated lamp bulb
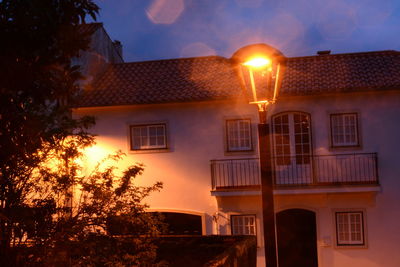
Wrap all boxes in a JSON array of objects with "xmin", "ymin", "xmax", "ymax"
[{"xmin": 243, "ymin": 57, "xmax": 271, "ymax": 68}]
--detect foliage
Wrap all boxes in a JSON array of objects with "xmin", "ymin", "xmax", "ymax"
[
  {"xmin": 30, "ymin": 147, "xmax": 163, "ymax": 266},
  {"xmin": 0, "ymin": 1, "xmax": 164, "ymax": 266},
  {"xmin": 6, "ymin": 146, "xmax": 164, "ymax": 266},
  {"xmin": 0, "ymin": 0, "xmax": 98, "ymax": 262}
]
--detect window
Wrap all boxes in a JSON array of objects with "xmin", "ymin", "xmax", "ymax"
[
  {"xmin": 335, "ymin": 211, "xmax": 365, "ymax": 246},
  {"xmin": 226, "ymin": 119, "xmax": 252, "ymax": 152},
  {"xmin": 130, "ymin": 124, "xmax": 167, "ymax": 150},
  {"xmin": 273, "ymin": 112, "xmax": 311, "ymax": 166},
  {"xmin": 152, "ymin": 212, "xmax": 203, "ymax": 235},
  {"xmin": 107, "ymin": 212, "xmax": 202, "ymax": 236},
  {"xmin": 231, "ymin": 215, "xmax": 256, "ymax": 235},
  {"xmin": 331, "ymin": 113, "xmax": 359, "ymax": 147}
]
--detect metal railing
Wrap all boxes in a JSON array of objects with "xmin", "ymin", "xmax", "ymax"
[{"xmin": 210, "ymin": 153, "xmax": 379, "ymax": 190}]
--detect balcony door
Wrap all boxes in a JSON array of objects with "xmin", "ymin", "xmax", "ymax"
[{"xmin": 272, "ymin": 112, "xmax": 313, "ymax": 185}]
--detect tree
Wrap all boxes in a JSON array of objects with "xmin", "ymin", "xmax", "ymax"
[
  {"xmin": 29, "ymin": 145, "xmax": 163, "ymax": 266},
  {"xmin": 6, "ymin": 131, "xmax": 164, "ymax": 266},
  {"xmin": 0, "ymin": 0, "xmax": 98, "ymax": 260},
  {"xmin": 0, "ymin": 1, "xmax": 164, "ymax": 265}
]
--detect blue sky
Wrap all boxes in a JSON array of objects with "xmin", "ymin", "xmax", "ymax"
[{"xmin": 94, "ymin": 0, "xmax": 400, "ymax": 62}]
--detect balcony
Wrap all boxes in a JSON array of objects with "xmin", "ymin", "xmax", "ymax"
[{"xmin": 210, "ymin": 153, "xmax": 379, "ymax": 192}]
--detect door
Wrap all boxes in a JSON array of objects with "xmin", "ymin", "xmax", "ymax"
[
  {"xmin": 276, "ymin": 209, "xmax": 318, "ymax": 267},
  {"xmin": 272, "ymin": 112, "xmax": 313, "ymax": 185}
]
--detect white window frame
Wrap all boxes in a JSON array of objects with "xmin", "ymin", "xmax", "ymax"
[
  {"xmin": 130, "ymin": 123, "xmax": 167, "ymax": 150},
  {"xmin": 226, "ymin": 119, "xmax": 252, "ymax": 152},
  {"xmin": 230, "ymin": 214, "xmax": 257, "ymax": 236},
  {"xmin": 335, "ymin": 211, "xmax": 365, "ymax": 246},
  {"xmin": 330, "ymin": 113, "xmax": 359, "ymax": 147},
  {"xmin": 272, "ymin": 112, "xmax": 312, "ymax": 166}
]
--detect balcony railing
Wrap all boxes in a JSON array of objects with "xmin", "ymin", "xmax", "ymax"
[{"xmin": 211, "ymin": 153, "xmax": 379, "ymax": 190}]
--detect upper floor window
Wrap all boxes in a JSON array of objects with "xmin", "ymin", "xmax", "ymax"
[
  {"xmin": 272, "ymin": 112, "xmax": 311, "ymax": 166},
  {"xmin": 335, "ymin": 211, "xmax": 365, "ymax": 246},
  {"xmin": 226, "ymin": 119, "xmax": 252, "ymax": 152},
  {"xmin": 330, "ymin": 113, "xmax": 359, "ymax": 147},
  {"xmin": 130, "ymin": 123, "xmax": 167, "ymax": 150},
  {"xmin": 231, "ymin": 215, "xmax": 256, "ymax": 235}
]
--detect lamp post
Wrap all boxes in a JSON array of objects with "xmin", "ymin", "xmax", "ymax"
[{"xmin": 232, "ymin": 44, "xmax": 285, "ymax": 267}]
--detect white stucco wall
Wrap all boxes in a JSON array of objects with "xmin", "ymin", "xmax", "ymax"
[
  {"xmin": 74, "ymin": 99, "xmax": 258, "ymax": 235},
  {"xmin": 272, "ymin": 91, "xmax": 400, "ymax": 267},
  {"xmin": 74, "ymin": 90, "xmax": 400, "ymax": 267}
]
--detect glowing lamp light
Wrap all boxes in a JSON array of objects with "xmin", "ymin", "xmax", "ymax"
[
  {"xmin": 243, "ymin": 57, "xmax": 271, "ymax": 68},
  {"xmin": 232, "ymin": 44, "xmax": 285, "ymax": 112}
]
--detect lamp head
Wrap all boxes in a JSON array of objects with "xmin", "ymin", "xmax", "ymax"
[{"xmin": 231, "ymin": 43, "xmax": 286, "ymax": 110}]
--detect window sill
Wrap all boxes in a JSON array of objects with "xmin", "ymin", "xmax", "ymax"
[
  {"xmin": 329, "ymin": 145, "xmax": 362, "ymax": 152},
  {"xmin": 335, "ymin": 244, "xmax": 368, "ymax": 249},
  {"xmin": 129, "ymin": 148, "xmax": 172, "ymax": 154},
  {"xmin": 224, "ymin": 151, "xmax": 255, "ymax": 156}
]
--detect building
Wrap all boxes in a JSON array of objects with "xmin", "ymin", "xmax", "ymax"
[
  {"xmin": 73, "ymin": 22, "xmax": 124, "ymax": 86},
  {"xmin": 74, "ymin": 25, "xmax": 400, "ymax": 267}
]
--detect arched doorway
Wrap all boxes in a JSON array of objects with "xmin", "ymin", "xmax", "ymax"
[{"xmin": 276, "ymin": 209, "xmax": 318, "ymax": 267}]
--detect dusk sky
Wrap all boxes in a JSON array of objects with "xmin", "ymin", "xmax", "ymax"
[{"xmin": 94, "ymin": 0, "xmax": 400, "ymax": 62}]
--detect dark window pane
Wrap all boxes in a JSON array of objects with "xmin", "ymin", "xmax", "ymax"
[
  {"xmin": 302, "ymin": 122, "xmax": 309, "ymax": 132},
  {"xmin": 283, "ymin": 136, "xmax": 290, "ymax": 144},
  {"xmin": 282, "ymin": 115, "xmax": 288, "ymax": 123},
  {"xmin": 294, "ymin": 114, "xmax": 300, "ymax": 122},
  {"xmin": 294, "ymin": 123, "xmax": 300, "ymax": 133},
  {"xmin": 284, "ymin": 146, "xmax": 291, "ymax": 155},
  {"xmin": 282, "ymin": 125, "xmax": 289, "ymax": 134}
]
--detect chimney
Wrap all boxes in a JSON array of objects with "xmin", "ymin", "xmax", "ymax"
[
  {"xmin": 317, "ymin": 50, "xmax": 331, "ymax": 55},
  {"xmin": 113, "ymin": 40, "xmax": 123, "ymax": 60}
]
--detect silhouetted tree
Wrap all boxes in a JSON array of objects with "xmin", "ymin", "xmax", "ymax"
[
  {"xmin": 0, "ymin": 1, "xmax": 163, "ymax": 266},
  {"xmin": 29, "ymin": 147, "xmax": 163, "ymax": 266},
  {"xmin": 0, "ymin": 0, "xmax": 99, "ymax": 264}
]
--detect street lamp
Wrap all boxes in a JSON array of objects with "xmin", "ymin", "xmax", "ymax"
[{"xmin": 232, "ymin": 43, "xmax": 285, "ymax": 267}]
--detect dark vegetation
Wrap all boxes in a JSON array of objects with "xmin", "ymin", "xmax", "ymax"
[
  {"xmin": 0, "ymin": 1, "xmax": 163, "ymax": 266},
  {"xmin": 154, "ymin": 236, "xmax": 257, "ymax": 267}
]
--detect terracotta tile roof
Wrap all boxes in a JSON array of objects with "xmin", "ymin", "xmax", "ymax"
[
  {"xmin": 76, "ymin": 50, "xmax": 400, "ymax": 108},
  {"xmin": 282, "ymin": 50, "xmax": 400, "ymax": 96},
  {"xmin": 78, "ymin": 56, "xmax": 244, "ymax": 107}
]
